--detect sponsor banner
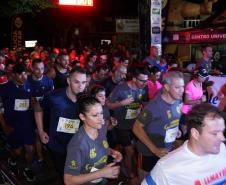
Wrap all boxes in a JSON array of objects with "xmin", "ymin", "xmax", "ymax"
[
  {"xmin": 150, "ymin": 0, "xmax": 162, "ymax": 52},
  {"xmin": 11, "ymin": 16, "xmax": 23, "ymax": 49},
  {"xmin": 207, "ymin": 76, "xmax": 226, "ymax": 110},
  {"xmin": 165, "ymin": 29, "xmax": 226, "ymax": 44},
  {"xmin": 116, "ymin": 19, "xmax": 139, "ymax": 33}
]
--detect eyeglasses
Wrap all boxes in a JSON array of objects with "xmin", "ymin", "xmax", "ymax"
[{"xmin": 136, "ymin": 78, "xmax": 148, "ymax": 84}]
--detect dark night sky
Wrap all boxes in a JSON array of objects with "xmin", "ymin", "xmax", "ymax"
[{"xmin": 0, "ymin": 0, "xmax": 225, "ymax": 48}]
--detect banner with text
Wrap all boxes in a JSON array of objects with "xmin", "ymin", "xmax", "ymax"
[
  {"xmin": 207, "ymin": 76, "xmax": 226, "ymax": 110},
  {"xmin": 11, "ymin": 16, "xmax": 23, "ymax": 49},
  {"xmin": 165, "ymin": 29, "xmax": 226, "ymax": 44},
  {"xmin": 116, "ymin": 19, "xmax": 139, "ymax": 33},
  {"xmin": 150, "ymin": 0, "xmax": 162, "ymax": 54}
]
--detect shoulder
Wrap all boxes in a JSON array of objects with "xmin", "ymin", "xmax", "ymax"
[
  {"xmin": 43, "ymin": 75, "xmax": 53, "ymax": 82},
  {"xmin": 68, "ymin": 128, "xmax": 87, "ymax": 149},
  {"xmin": 43, "ymin": 88, "xmax": 65, "ymax": 102},
  {"xmin": 149, "ymin": 95, "xmax": 164, "ymax": 107},
  {"xmin": 109, "ymin": 82, "xmax": 127, "ymax": 97},
  {"xmin": 153, "ymin": 143, "xmax": 187, "ymax": 173},
  {"xmin": 51, "ymin": 88, "xmax": 66, "ymax": 97},
  {"xmin": 114, "ymin": 82, "xmax": 127, "ymax": 90},
  {"xmin": 185, "ymin": 80, "xmax": 194, "ymax": 87},
  {"xmin": 0, "ymin": 81, "xmax": 14, "ymax": 91}
]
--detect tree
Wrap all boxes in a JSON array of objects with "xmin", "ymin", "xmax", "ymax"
[{"xmin": 0, "ymin": 0, "xmax": 55, "ymax": 17}]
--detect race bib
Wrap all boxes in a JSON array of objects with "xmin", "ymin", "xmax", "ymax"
[
  {"xmin": 14, "ymin": 99, "xmax": 30, "ymax": 111},
  {"xmin": 90, "ymin": 167, "xmax": 103, "ymax": 183},
  {"xmin": 164, "ymin": 127, "xmax": 178, "ymax": 143},
  {"xmin": 56, "ymin": 117, "xmax": 80, "ymax": 134},
  {"xmin": 125, "ymin": 108, "xmax": 141, "ymax": 119}
]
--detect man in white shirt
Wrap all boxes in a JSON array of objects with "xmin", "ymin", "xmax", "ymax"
[{"xmin": 142, "ymin": 103, "xmax": 226, "ymax": 185}]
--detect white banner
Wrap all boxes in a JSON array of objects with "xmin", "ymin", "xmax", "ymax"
[
  {"xmin": 116, "ymin": 19, "xmax": 139, "ymax": 33},
  {"xmin": 207, "ymin": 76, "xmax": 226, "ymax": 110},
  {"xmin": 150, "ymin": 0, "xmax": 162, "ymax": 53}
]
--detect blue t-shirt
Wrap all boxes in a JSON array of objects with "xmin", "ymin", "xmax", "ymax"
[
  {"xmin": 136, "ymin": 94, "xmax": 182, "ymax": 156},
  {"xmin": 155, "ymin": 64, "xmax": 168, "ymax": 73},
  {"xmin": 196, "ymin": 58, "xmax": 211, "ymax": 73},
  {"xmin": 108, "ymin": 82, "xmax": 148, "ymax": 130},
  {"xmin": 101, "ymin": 77, "xmax": 118, "ymax": 97},
  {"xmin": 53, "ymin": 66, "xmax": 70, "ymax": 89},
  {"xmin": 25, "ymin": 75, "xmax": 54, "ymax": 100},
  {"xmin": 64, "ymin": 125, "xmax": 109, "ymax": 176},
  {"xmin": 40, "ymin": 88, "xmax": 80, "ymax": 154},
  {"xmin": 0, "ymin": 81, "xmax": 34, "ymax": 130},
  {"xmin": 144, "ymin": 56, "xmax": 158, "ymax": 67}
]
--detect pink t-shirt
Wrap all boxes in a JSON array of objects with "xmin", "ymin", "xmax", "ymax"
[
  {"xmin": 147, "ymin": 80, "xmax": 162, "ymax": 99},
  {"xmin": 181, "ymin": 79, "xmax": 203, "ymax": 114}
]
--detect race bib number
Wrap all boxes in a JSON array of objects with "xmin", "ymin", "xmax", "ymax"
[
  {"xmin": 125, "ymin": 108, "xmax": 141, "ymax": 119},
  {"xmin": 56, "ymin": 117, "xmax": 80, "ymax": 134},
  {"xmin": 164, "ymin": 127, "xmax": 179, "ymax": 143},
  {"xmin": 90, "ymin": 167, "xmax": 103, "ymax": 183},
  {"xmin": 14, "ymin": 99, "xmax": 30, "ymax": 111}
]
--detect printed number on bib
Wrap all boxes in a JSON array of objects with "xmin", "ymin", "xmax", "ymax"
[
  {"xmin": 164, "ymin": 126, "xmax": 178, "ymax": 143},
  {"xmin": 14, "ymin": 99, "xmax": 29, "ymax": 111},
  {"xmin": 125, "ymin": 108, "xmax": 141, "ymax": 119},
  {"xmin": 57, "ymin": 117, "xmax": 80, "ymax": 134}
]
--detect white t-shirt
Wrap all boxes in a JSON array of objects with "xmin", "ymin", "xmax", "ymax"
[{"xmin": 142, "ymin": 141, "xmax": 226, "ymax": 185}]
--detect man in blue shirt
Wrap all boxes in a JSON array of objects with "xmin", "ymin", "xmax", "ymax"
[
  {"xmin": 35, "ymin": 66, "xmax": 87, "ymax": 177},
  {"xmin": 133, "ymin": 71, "xmax": 184, "ymax": 184},
  {"xmin": 143, "ymin": 46, "xmax": 159, "ymax": 68},
  {"xmin": 25, "ymin": 58, "xmax": 54, "ymax": 166},
  {"xmin": 0, "ymin": 63, "xmax": 36, "ymax": 182},
  {"xmin": 196, "ymin": 45, "xmax": 213, "ymax": 74}
]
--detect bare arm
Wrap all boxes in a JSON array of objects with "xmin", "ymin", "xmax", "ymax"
[
  {"xmin": 106, "ymin": 96, "xmax": 134, "ymax": 109},
  {"xmin": 64, "ymin": 163, "xmax": 120, "ymax": 185},
  {"xmin": 34, "ymin": 101, "xmax": 49, "ymax": 144},
  {"xmin": 133, "ymin": 120, "xmax": 167, "ymax": 158},
  {"xmin": 0, "ymin": 113, "xmax": 14, "ymax": 135},
  {"xmin": 0, "ymin": 113, "xmax": 7, "ymax": 128}
]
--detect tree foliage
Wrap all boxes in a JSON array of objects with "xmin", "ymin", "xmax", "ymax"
[{"xmin": 0, "ymin": 0, "xmax": 55, "ymax": 17}]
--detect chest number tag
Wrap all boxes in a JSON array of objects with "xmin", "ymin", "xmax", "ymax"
[
  {"xmin": 125, "ymin": 108, "xmax": 141, "ymax": 119},
  {"xmin": 57, "ymin": 117, "xmax": 80, "ymax": 134},
  {"xmin": 14, "ymin": 99, "xmax": 30, "ymax": 111}
]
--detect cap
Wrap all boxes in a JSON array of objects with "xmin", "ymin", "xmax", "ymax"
[{"xmin": 198, "ymin": 68, "xmax": 209, "ymax": 78}]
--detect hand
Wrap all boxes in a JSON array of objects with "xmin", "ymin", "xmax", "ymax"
[
  {"xmin": 153, "ymin": 147, "xmax": 168, "ymax": 158},
  {"xmin": 176, "ymin": 130, "xmax": 182, "ymax": 138},
  {"xmin": 2, "ymin": 125, "xmax": 14, "ymax": 135},
  {"xmin": 110, "ymin": 117, "xmax": 117, "ymax": 127},
  {"xmin": 39, "ymin": 131, "xmax": 49, "ymax": 144},
  {"xmin": 120, "ymin": 96, "xmax": 134, "ymax": 106},
  {"xmin": 110, "ymin": 149, "xmax": 123, "ymax": 163},
  {"xmin": 101, "ymin": 163, "xmax": 120, "ymax": 179}
]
